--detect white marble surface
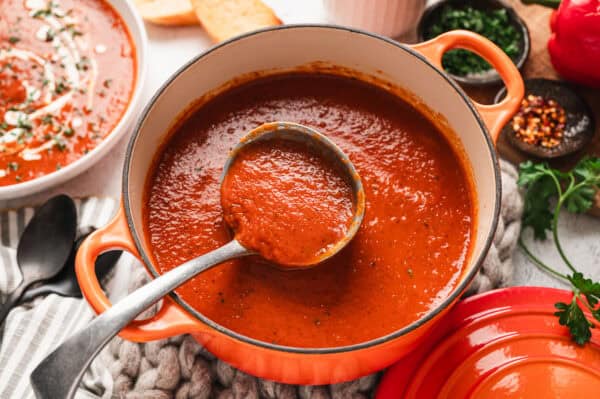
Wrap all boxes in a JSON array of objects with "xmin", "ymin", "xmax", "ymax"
[{"xmin": 0, "ymin": 0, "xmax": 598, "ymax": 287}]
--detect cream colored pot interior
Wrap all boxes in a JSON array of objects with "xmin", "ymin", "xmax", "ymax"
[{"xmin": 125, "ymin": 26, "xmax": 498, "ymax": 301}]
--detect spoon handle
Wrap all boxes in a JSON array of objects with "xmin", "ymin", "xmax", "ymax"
[
  {"xmin": 19, "ymin": 285, "xmax": 53, "ymax": 303},
  {"xmin": 30, "ymin": 239, "xmax": 249, "ymax": 399},
  {"xmin": 0, "ymin": 282, "xmax": 28, "ymax": 324}
]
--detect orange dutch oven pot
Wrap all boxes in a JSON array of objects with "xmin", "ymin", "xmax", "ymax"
[{"xmin": 76, "ymin": 25, "xmax": 524, "ymax": 385}]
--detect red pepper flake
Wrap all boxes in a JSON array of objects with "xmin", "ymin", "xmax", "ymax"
[{"xmin": 511, "ymin": 94, "xmax": 566, "ymax": 148}]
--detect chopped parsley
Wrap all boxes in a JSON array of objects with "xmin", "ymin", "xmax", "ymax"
[
  {"xmin": 52, "ymin": 135, "xmax": 66, "ymax": 151},
  {"xmin": 25, "ymin": 89, "xmax": 39, "ymax": 105},
  {"xmin": 64, "ymin": 24, "xmax": 83, "ymax": 37},
  {"xmin": 32, "ymin": 8, "xmax": 51, "ymax": 19},
  {"xmin": 44, "ymin": 29, "xmax": 56, "ymax": 42},
  {"xmin": 425, "ymin": 5, "xmax": 522, "ymax": 76},
  {"xmin": 32, "ymin": 1, "xmax": 58, "ymax": 19},
  {"xmin": 17, "ymin": 116, "xmax": 32, "ymax": 131},
  {"xmin": 8, "ymin": 36, "xmax": 20, "ymax": 44},
  {"xmin": 75, "ymin": 57, "xmax": 90, "ymax": 71},
  {"xmin": 54, "ymin": 80, "xmax": 69, "ymax": 95},
  {"xmin": 0, "ymin": 63, "xmax": 13, "ymax": 73},
  {"xmin": 41, "ymin": 114, "xmax": 54, "ymax": 125}
]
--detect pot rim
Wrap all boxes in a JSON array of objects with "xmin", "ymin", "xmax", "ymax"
[{"xmin": 122, "ymin": 24, "xmax": 502, "ymax": 354}]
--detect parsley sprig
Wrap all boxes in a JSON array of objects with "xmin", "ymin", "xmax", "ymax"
[{"xmin": 518, "ymin": 157, "xmax": 600, "ymax": 344}]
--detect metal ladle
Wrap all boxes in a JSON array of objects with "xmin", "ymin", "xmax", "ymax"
[{"xmin": 30, "ymin": 122, "xmax": 365, "ymax": 399}]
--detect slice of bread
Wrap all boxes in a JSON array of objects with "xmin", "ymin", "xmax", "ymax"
[
  {"xmin": 134, "ymin": 0, "xmax": 198, "ymax": 26},
  {"xmin": 191, "ymin": 0, "xmax": 281, "ymax": 43}
]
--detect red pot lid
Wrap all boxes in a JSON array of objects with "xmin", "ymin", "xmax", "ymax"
[{"xmin": 376, "ymin": 286, "xmax": 600, "ymax": 398}]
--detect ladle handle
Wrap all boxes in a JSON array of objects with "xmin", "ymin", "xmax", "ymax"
[{"xmin": 30, "ymin": 239, "xmax": 250, "ymax": 399}]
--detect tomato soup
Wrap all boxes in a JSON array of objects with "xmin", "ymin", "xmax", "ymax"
[
  {"xmin": 144, "ymin": 73, "xmax": 474, "ymax": 348},
  {"xmin": 0, "ymin": 0, "xmax": 135, "ymax": 185},
  {"xmin": 221, "ymin": 137, "xmax": 355, "ymax": 266}
]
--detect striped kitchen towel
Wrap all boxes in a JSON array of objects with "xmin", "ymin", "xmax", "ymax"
[{"xmin": 0, "ymin": 197, "xmax": 138, "ymax": 399}]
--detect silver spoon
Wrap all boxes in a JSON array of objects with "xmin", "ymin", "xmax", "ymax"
[
  {"xmin": 19, "ymin": 227, "xmax": 121, "ymax": 302},
  {"xmin": 0, "ymin": 195, "xmax": 77, "ymax": 324},
  {"xmin": 30, "ymin": 122, "xmax": 365, "ymax": 399}
]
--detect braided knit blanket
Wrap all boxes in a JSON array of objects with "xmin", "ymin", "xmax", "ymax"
[{"xmin": 104, "ymin": 159, "xmax": 523, "ymax": 399}]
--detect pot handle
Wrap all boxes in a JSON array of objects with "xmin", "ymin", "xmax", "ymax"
[
  {"xmin": 76, "ymin": 205, "xmax": 204, "ymax": 342},
  {"xmin": 411, "ymin": 30, "xmax": 524, "ymax": 143}
]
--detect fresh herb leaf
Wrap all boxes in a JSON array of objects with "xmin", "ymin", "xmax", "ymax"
[
  {"xmin": 555, "ymin": 298, "xmax": 593, "ymax": 345},
  {"xmin": 8, "ymin": 36, "xmax": 20, "ymax": 44},
  {"xmin": 53, "ymin": 135, "xmax": 66, "ymax": 151},
  {"xmin": 45, "ymin": 28, "xmax": 55, "ymax": 42},
  {"xmin": 17, "ymin": 115, "xmax": 32, "ymax": 131},
  {"xmin": 518, "ymin": 161, "xmax": 559, "ymax": 239},
  {"xmin": 519, "ymin": 157, "xmax": 600, "ymax": 345},
  {"xmin": 41, "ymin": 114, "xmax": 53, "ymax": 125},
  {"xmin": 565, "ymin": 185, "xmax": 596, "ymax": 214},
  {"xmin": 0, "ymin": 63, "xmax": 13, "ymax": 73},
  {"xmin": 574, "ymin": 158, "xmax": 600, "ymax": 181},
  {"xmin": 570, "ymin": 272, "xmax": 600, "ymax": 308},
  {"xmin": 54, "ymin": 80, "xmax": 69, "ymax": 95},
  {"xmin": 75, "ymin": 56, "xmax": 90, "ymax": 71}
]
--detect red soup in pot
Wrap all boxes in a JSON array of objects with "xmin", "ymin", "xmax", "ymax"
[
  {"xmin": 0, "ymin": 0, "xmax": 136, "ymax": 185},
  {"xmin": 144, "ymin": 73, "xmax": 474, "ymax": 348}
]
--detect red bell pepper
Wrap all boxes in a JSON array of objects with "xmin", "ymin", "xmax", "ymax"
[{"xmin": 524, "ymin": 0, "xmax": 600, "ymax": 88}]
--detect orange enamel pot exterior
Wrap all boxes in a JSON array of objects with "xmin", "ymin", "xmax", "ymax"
[{"xmin": 76, "ymin": 26, "xmax": 524, "ymax": 385}]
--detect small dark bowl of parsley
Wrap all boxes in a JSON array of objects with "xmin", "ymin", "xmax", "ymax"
[{"xmin": 418, "ymin": 0, "xmax": 530, "ymax": 86}]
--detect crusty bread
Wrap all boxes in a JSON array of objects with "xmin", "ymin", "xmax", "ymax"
[
  {"xmin": 190, "ymin": 0, "xmax": 281, "ymax": 43},
  {"xmin": 134, "ymin": 0, "xmax": 198, "ymax": 26}
]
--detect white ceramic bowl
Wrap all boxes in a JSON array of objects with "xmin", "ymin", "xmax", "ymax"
[
  {"xmin": 0, "ymin": 0, "xmax": 148, "ymax": 200},
  {"xmin": 324, "ymin": 0, "xmax": 427, "ymax": 38}
]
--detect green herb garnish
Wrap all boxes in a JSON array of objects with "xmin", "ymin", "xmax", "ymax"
[
  {"xmin": 17, "ymin": 115, "xmax": 32, "ymax": 131},
  {"xmin": 75, "ymin": 56, "xmax": 90, "ymax": 71},
  {"xmin": 41, "ymin": 114, "xmax": 53, "ymax": 125},
  {"xmin": 0, "ymin": 63, "xmax": 13, "ymax": 73},
  {"xmin": 518, "ymin": 158, "xmax": 600, "ymax": 344},
  {"xmin": 426, "ymin": 6, "xmax": 522, "ymax": 76},
  {"xmin": 8, "ymin": 36, "xmax": 20, "ymax": 44},
  {"xmin": 54, "ymin": 80, "xmax": 69, "ymax": 95},
  {"xmin": 44, "ymin": 29, "xmax": 55, "ymax": 42},
  {"xmin": 52, "ymin": 135, "xmax": 66, "ymax": 151}
]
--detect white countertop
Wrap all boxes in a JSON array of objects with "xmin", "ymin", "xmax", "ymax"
[{"xmin": 1, "ymin": 0, "xmax": 598, "ymax": 288}]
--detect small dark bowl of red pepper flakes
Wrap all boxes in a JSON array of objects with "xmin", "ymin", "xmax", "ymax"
[{"xmin": 495, "ymin": 78, "xmax": 595, "ymax": 159}]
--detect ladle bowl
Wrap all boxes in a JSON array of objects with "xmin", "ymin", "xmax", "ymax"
[{"xmin": 223, "ymin": 121, "xmax": 365, "ymax": 266}]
